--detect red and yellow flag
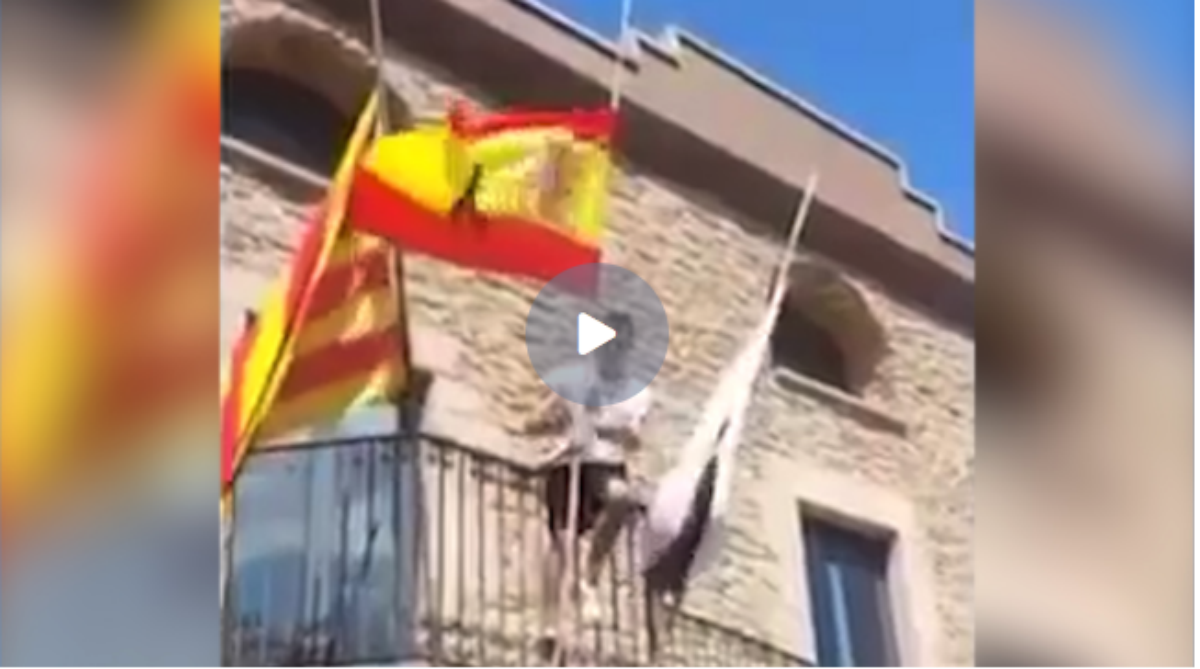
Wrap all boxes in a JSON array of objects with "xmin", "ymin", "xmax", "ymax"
[
  {"xmin": 220, "ymin": 92, "xmax": 408, "ymax": 502},
  {"xmin": 347, "ymin": 104, "xmax": 616, "ymax": 284},
  {"xmin": 0, "ymin": 1, "xmax": 219, "ymax": 544}
]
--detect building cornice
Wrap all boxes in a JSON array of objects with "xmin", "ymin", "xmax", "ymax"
[
  {"xmin": 514, "ymin": 0, "xmax": 975, "ymax": 258},
  {"xmin": 300, "ymin": 0, "xmax": 974, "ymax": 330}
]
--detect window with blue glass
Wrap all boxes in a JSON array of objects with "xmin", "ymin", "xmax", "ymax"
[
  {"xmin": 228, "ymin": 389, "xmax": 428, "ymax": 666},
  {"xmin": 802, "ymin": 513, "xmax": 898, "ymax": 667}
]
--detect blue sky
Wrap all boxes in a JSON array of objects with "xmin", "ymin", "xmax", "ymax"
[{"xmin": 539, "ymin": 0, "xmax": 1194, "ymax": 243}]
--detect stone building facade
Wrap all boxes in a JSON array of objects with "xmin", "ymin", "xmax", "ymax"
[{"xmin": 219, "ymin": 0, "xmax": 975, "ymax": 665}]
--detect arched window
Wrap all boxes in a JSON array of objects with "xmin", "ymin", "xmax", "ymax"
[
  {"xmin": 221, "ymin": 17, "xmax": 411, "ymax": 178},
  {"xmin": 770, "ymin": 261, "xmax": 886, "ymax": 396},
  {"xmin": 221, "ymin": 67, "xmax": 351, "ymax": 177},
  {"xmin": 772, "ymin": 300, "xmax": 852, "ymax": 391}
]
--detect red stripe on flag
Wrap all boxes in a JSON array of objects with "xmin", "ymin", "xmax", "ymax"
[
  {"xmin": 220, "ymin": 202, "xmax": 341, "ymax": 484},
  {"xmin": 275, "ymin": 328, "xmax": 398, "ymax": 403},
  {"xmin": 304, "ymin": 246, "xmax": 392, "ymax": 323},
  {"xmin": 449, "ymin": 103, "xmax": 617, "ymax": 142},
  {"xmin": 347, "ymin": 168, "xmax": 601, "ymax": 286},
  {"xmin": 282, "ymin": 203, "xmax": 335, "ymax": 327},
  {"xmin": 221, "ymin": 326, "xmax": 253, "ymax": 487}
]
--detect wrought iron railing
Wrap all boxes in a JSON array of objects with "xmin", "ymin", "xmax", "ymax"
[{"xmin": 225, "ymin": 432, "xmax": 806, "ymax": 666}]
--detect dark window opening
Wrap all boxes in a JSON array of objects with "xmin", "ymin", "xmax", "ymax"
[
  {"xmin": 803, "ymin": 514, "xmax": 898, "ymax": 667},
  {"xmin": 772, "ymin": 301, "xmax": 853, "ymax": 393},
  {"xmin": 221, "ymin": 67, "xmax": 351, "ymax": 177}
]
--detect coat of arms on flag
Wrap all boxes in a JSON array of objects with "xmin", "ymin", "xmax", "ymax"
[{"xmin": 348, "ymin": 103, "xmax": 616, "ymax": 286}]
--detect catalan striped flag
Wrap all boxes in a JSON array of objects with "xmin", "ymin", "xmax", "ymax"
[
  {"xmin": 0, "ymin": 1, "xmax": 219, "ymax": 545},
  {"xmin": 347, "ymin": 103, "xmax": 616, "ymax": 284},
  {"xmin": 220, "ymin": 92, "xmax": 408, "ymax": 501}
]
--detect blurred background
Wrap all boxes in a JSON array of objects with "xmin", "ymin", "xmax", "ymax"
[
  {"xmin": 0, "ymin": 0, "xmax": 1192, "ymax": 666},
  {"xmin": 975, "ymin": 0, "xmax": 1191, "ymax": 665},
  {"xmin": 1, "ymin": 0, "xmax": 221, "ymax": 665}
]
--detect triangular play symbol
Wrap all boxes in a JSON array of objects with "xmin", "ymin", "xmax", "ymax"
[{"xmin": 578, "ymin": 312, "xmax": 617, "ymax": 355}]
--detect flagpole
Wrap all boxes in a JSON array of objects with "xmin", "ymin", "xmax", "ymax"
[
  {"xmin": 364, "ymin": 0, "xmax": 420, "ymax": 662},
  {"xmin": 769, "ymin": 172, "xmax": 820, "ymax": 308},
  {"xmin": 220, "ymin": 492, "xmax": 236, "ymax": 665},
  {"xmin": 221, "ymin": 308, "xmax": 258, "ymax": 665},
  {"xmin": 365, "ymin": 0, "xmax": 400, "ymax": 368},
  {"xmin": 607, "ymin": 0, "xmax": 635, "ymax": 109},
  {"xmin": 552, "ymin": 2, "xmax": 636, "ymax": 665},
  {"xmin": 363, "ymin": 0, "xmax": 406, "ymax": 397}
]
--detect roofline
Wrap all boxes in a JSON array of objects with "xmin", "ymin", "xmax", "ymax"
[
  {"xmin": 513, "ymin": 0, "xmax": 974, "ymax": 256},
  {"xmin": 226, "ymin": 0, "xmax": 977, "ymax": 330}
]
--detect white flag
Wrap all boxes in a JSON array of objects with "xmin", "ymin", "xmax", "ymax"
[
  {"xmin": 639, "ymin": 285, "xmax": 784, "ymax": 578},
  {"xmin": 640, "ymin": 174, "xmax": 816, "ymax": 589}
]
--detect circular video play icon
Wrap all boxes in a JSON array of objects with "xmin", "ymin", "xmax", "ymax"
[{"xmin": 525, "ymin": 263, "xmax": 670, "ymax": 408}]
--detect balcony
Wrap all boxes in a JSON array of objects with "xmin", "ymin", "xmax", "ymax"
[{"xmin": 224, "ymin": 433, "xmax": 807, "ymax": 666}]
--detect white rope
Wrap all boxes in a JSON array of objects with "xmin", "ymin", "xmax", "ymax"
[
  {"xmin": 607, "ymin": 0, "xmax": 635, "ymax": 110},
  {"xmin": 553, "ymin": 4, "xmax": 636, "ymax": 663}
]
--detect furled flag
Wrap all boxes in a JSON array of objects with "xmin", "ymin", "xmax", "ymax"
[
  {"xmin": 220, "ymin": 91, "xmax": 408, "ymax": 508},
  {"xmin": 638, "ymin": 177, "xmax": 816, "ymax": 651},
  {"xmin": 638, "ymin": 288, "xmax": 778, "ymax": 603},
  {"xmin": 346, "ymin": 103, "xmax": 616, "ymax": 284},
  {"xmin": 0, "ymin": 0, "xmax": 219, "ymax": 546}
]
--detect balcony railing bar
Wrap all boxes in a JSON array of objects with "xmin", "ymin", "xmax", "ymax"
[{"xmin": 225, "ymin": 431, "xmax": 807, "ymax": 666}]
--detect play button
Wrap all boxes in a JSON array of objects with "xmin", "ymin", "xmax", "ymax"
[
  {"xmin": 577, "ymin": 312, "xmax": 616, "ymax": 355},
  {"xmin": 526, "ymin": 263, "xmax": 670, "ymax": 408}
]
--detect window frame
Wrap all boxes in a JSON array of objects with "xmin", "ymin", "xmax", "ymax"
[
  {"xmin": 770, "ymin": 299, "xmax": 856, "ymax": 394},
  {"xmin": 801, "ymin": 510, "xmax": 900, "ymax": 667},
  {"xmin": 774, "ymin": 468, "xmax": 939, "ymax": 666},
  {"xmin": 220, "ymin": 65, "xmax": 355, "ymax": 178}
]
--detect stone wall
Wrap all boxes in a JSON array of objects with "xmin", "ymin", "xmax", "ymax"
[{"xmin": 220, "ymin": 0, "xmax": 974, "ymax": 664}]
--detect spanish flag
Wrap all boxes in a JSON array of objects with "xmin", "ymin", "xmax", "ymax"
[
  {"xmin": 220, "ymin": 92, "xmax": 408, "ymax": 501},
  {"xmin": 347, "ymin": 104, "xmax": 616, "ymax": 284},
  {"xmin": 0, "ymin": 1, "xmax": 219, "ymax": 545}
]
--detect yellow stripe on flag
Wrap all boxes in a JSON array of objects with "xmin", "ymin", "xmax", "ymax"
[
  {"xmin": 221, "ymin": 91, "xmax": 408, "ymax": 489},
  {"xmin": 345, "ymin": 106, "xmax": 615, "ymax": 286}
]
